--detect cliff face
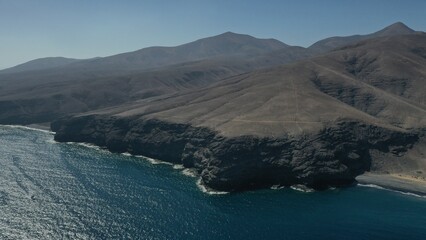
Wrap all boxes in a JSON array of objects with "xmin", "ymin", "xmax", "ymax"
[{"xmin": 51, "ymin": 115, "xmax": 418, "ymax": 192}]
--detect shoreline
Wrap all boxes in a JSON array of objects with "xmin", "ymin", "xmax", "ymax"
[
  {"xmin": 356, "ymin": 172, "xmax": 426, "ymax": 197},
  {"xmin": 1, "ymin": 124, "xmax": 54, "ymax": 134},
  {"xmin": 2, "ymin": 124, "xmax": 425, "ymax": 197}
]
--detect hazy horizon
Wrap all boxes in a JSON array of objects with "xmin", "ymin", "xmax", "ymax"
[{"xmin": 1, "ymin": 0, "xmax": 426, "ymax": 70}]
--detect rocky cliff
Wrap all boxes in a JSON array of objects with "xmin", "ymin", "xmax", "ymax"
[{"xmin": 51, "ymin": 115, "xmax": 418, "ymax": 192}]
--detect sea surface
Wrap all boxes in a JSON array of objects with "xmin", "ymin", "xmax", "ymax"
[{"xmin": 1, "ymin": 125, "xmax": 425, "ymax": 240}]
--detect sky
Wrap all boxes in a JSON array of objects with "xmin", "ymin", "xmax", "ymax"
[{"xmin": 1, "ymin": 0, "xmax": 426, "ymax": 70}]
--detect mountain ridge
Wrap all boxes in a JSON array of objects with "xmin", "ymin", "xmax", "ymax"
[
  {"xmin": 0, "ymin": 57, "xmax": 81, "ymax": 74},
  {"xmin": 308, "ymin": 22, "xmax": 417, "ymax": 53},
  {"xmin": 0, "ymin": 31, "xmax": 289, "ymax": 75},
  {"xmin": 2, "ymin": 22, "xmax": 416, "ymax": 74}
]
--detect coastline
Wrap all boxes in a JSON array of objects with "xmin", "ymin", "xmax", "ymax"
[
  {"xmin": 1, "ymin": 123, "xmax": 54, "ymax": 134},
  {"xmin": 356, "ymin": 172, "xmax": 426, "ymax": 197},
  {"xmin": 2, "ymin": 124, "xmax": 425, "ymax": 197}
]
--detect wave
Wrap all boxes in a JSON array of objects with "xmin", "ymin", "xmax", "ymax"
[
  {"xmin": 357, "ymin": 183, "xmax": 386, "ymax": 190},
  {"xmin": 61, "ymin": 142, "xmax": 177, "ymax": 167},
  {"xmin": 290, "ymin": 184, "xmax": 315, "ymax": 193},
  {"xmin": 270, "ymin": 185, "xmax": 285, "ymax": 190},
  {"xmin": 196, "ymin": 179, "xmax": 229, "ymax": 195},
  {"xmin": 173, "ymin": 164, "xmax": 185, "ymax": 170},
  {"xmin": 134, "ymin": 155, "xmax": 173, "ymax": 166},
  {"xmin": 65, "ymin": 142, "xmax": 110, "ymax": 154},
  {"xmin": 2, "ymin": 124, "xmax": 54, "ymax": 134},
  {"xmin": 396, "ymin": 191, "xmax": 426, "ymax": 199},
  {"xmin": 45, "ymin": 139, "xmax": 58, "ymax": 144},
  {"xmin": 357, "ymin": 183, "xmax": 426, "ymax": 199},
  {"xmin": 73, "ymin": 142, "xmax": 103, "ymax": 151},
  {"xmin": 181, "ymin": 169, "xmax": 197, "ymax": 178}
]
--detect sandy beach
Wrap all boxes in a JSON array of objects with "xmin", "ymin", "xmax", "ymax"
[{"xmin": 356, "ymin": 172, "xmax": 426, "ymax": 196}]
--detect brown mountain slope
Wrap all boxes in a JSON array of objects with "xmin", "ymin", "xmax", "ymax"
[
  {"xmin": 90, "ymin": 33, "xmax": 426, "ymax": 137},
  {"xmin": 0, "ymin": 32, "xmax": 315, "ymax": 124},
  {"xmin": 2, "ymin": 23, "xmax": 419, "ymax": 126},
  {"xmin": 0, "ymin": 47, "xmax": 313, "ymax": 124}
]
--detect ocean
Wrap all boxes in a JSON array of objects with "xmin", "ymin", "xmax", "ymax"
[{"xmin": 0, "ymin": 125, "xmax": 425, "ymax": 239}]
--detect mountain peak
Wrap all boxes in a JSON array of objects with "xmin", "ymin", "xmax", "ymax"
[
  {"xmin": 375, "ymin": 22, "xmax": 415, "ymax": 36},
  {"xmin": 190, "ymin": 31, "xmax": 289, "ymax": 50},
  {"xmin": 221, "ymin": 31, "xmax": 240, "ymax": 35},
  {"xmin": 387, "ymin": 21, "xmax": 411, "ymax": 29},
  {"xmin": 214, "ymin": 31, "xmax": 253, "ymax": 39},
  {"xmin": 308, "ymin": 22, "xmax": 417, "ymax": 53},
  {"xmin": 214, "ymin": 31, "xmax": 283, "ymax": 41}
]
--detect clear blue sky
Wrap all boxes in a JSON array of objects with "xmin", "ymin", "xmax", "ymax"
[{"xmin": 1, "ymin": 0, "xmax": 425, "ymax": 70}]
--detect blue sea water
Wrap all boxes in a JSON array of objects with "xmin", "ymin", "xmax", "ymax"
[{"xmin": 0, "ymin": 126, "xmax": 425, "ymax": 240}]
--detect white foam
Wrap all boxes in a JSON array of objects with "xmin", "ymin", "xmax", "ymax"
[
  {"xmin": 121, "ymin": 152, "xmax": 132, "ymax": 157},
  {"xmin": 173, "ymin": 164, "xmax": 185, "ymax": 170},
  {"xmin": 45, "ymin": 139, "xmax": 58, "ymax": 144},
  {"xmin": 196, "ymin": 179, "xmax": 229, "ymax": 195},
  {"xmin": 135, "ymin": 155, "xmax": 173, "ymax": 166},
  {"xmin": 357, "ymin": 183, "xmax": 386, "ymax": 190},
  {"xmin": 75, "ymin": 142, "xmax": 102, "ymax": 150},
  {"xmin": 290, "ymin": 184, "xmax": 315, "ymax": 193},
  {"xmin": 270, "ymin": 185, "xmax": 285, "ymax": 190},
  {"xmin": 181, "ymin": 169, "xmax": 197, "ymax": 178},
  {"xmin": 357, "ymin": 183, "xmax": 426, "ymax": 199},
  {"xmin": 65, "ymin": 142, "xmax": 109, "ymax": 153},
  {"xmin": 397, "ymin": 191, "xmax": 426, "ymax": 199},
  {"xmin": 2, "ymin": 124, "xmax": 54, "ymax": 134}
]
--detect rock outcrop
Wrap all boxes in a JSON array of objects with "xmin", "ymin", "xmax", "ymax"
[{"xmin": 52, "ymin": 115, "xmax": 418, "ymax": 192}]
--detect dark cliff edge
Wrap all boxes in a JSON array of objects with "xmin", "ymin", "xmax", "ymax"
[{"xmin": 51, "ymin": 115, "xmax": 419, "ymax": 192}]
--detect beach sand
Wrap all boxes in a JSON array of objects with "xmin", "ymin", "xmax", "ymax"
[{"xmin": 356, "ymin": 172, "xmax": 426, "ymax": 196}]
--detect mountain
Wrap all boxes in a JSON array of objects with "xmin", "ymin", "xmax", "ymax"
[
  {"xmin": 0, "ymin": 32, "xmax": 295, "ymax": 91},
  {"xmin": 0, "ymin": 49, "xmax": 315, "ymax": 125},
  {"xmin": 52, "ymin": 33, "xmax": 426, "ymax": 191},
  {"xmin": 309, "ymin": 22, "xmax": 416, "ymax": 53},
  {"xmin": 76, "ymin": 31, "xmax": 290, "ymax": 72},
  {"xmin": 0, "ymin": 33, "xmax": 313, "ymax": 124},
  {"xmin": 0, "ymin": 57, "xmax": 80, "ymax": 74}
]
